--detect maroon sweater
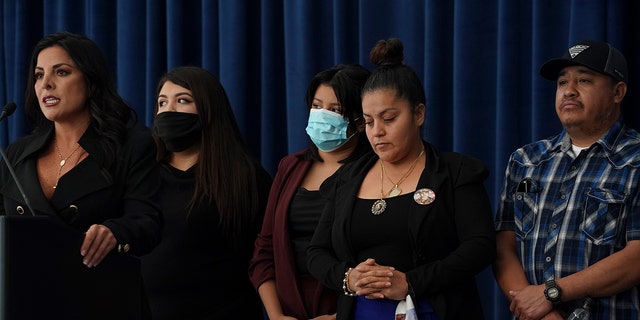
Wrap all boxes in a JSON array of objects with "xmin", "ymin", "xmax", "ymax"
[{"xmin": 249, "ymin": 150, "xmax": 337, "ymax": 319}]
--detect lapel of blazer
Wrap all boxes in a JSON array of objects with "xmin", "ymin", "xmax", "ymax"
[
  {"xmin": 8, "ymin": 126, "xmax": 57, "ymax": 216},
  {"xmin": 331, "ymin": 154, "xmax": 377, "ymax": 261},
  {"xmin": 6, "ymin": 125, "xmax": 113, "ymax": 216},
  {"xmin": 273, "ymin": 154, "xmax": 311, "ymax": 259},
  {"xmin": 407, "ymin": 143, "xmax": 449, "ymax": 253},
  {"xmin": 48, "ymin": 156, "xmax": 113, "ymax": 208},
  {"xmin": 49, "ymin": 126, "xmax": 112, "ymax": 209}
]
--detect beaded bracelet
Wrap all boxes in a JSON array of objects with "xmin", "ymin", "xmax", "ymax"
[{"xmin": 342, "ymin": 267, "xmax": 357, "ymax": 296}]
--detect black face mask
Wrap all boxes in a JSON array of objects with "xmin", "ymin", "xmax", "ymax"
[{"xmin": 153, "ymin": 112, "xmax": 202, "ymax": 152}]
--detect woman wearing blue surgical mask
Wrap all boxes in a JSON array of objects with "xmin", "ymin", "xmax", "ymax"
[
  {"xmin": 306, "ymin": 107, "xmax": 358, "ymax": 152},
  {"xmin": 249, "ymin": 64, "xmax": 371, "ymax": 320}
]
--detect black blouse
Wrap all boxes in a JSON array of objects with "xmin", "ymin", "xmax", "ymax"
[{"xmin": 351, "ymin": 194, "xmax": 413, "ymax": 271}]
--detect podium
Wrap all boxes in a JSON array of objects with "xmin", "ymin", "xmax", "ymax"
[{"xmin": 0, "ymin": 215, "xmax": 145, "ymax": 320}]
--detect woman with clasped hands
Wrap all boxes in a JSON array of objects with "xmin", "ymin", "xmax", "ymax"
[{"xmin": 306, "ymin": 38, "xmax": 496, "ymax": 319}]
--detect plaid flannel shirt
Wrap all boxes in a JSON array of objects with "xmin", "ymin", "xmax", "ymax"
[{"xmin": 495, "ymin": 120, "xmax": 640, "ymax": 319}]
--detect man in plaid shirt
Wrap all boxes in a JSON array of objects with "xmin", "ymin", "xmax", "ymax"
[{"xmin": 493, "ymin": 40, "xmax": 640, "ymax": 320}]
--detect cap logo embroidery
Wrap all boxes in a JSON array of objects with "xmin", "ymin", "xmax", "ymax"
[
  {"xmin": 568, "ymin": 44, "xmax": 589, "ymax": 58},
  {"xmin": 614, "ymin": 68, "xmax": 624, "ymax": 79}
]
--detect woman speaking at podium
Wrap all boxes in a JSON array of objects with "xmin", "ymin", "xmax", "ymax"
[{"xmin": 0, "ymin": 31, "xmax": 162, "ymax": 318}]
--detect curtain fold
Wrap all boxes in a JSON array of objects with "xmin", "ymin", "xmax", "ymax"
[{"xmin": 1, "ymin": 1, "xmax": 638, "ymax": 318}]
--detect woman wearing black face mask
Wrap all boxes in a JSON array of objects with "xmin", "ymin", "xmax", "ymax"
[
  {"xmin": 141, "ymin": 66, "xmax": 273, "ymax": 320},
  {"xmin": 152, "ymin": 112, "xmax": 201, "ymax": 153}
]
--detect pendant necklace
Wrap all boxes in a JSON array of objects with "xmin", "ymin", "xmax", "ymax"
[
  {"xmin": 371, "ymin": 163, "xmax": 387, "ymax": 215},
  {"xmin": 371, "ymin": 147, "xmax": 425, "ymax": 215},
  {"xmin": 53, "ymin": 140, "xmax": 82, "ymax": 189},
  {"xmin": 381, "ymin": 148, "xmax": 425, "ymax": 197}
]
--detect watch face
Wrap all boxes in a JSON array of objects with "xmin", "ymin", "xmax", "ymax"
[{"xmin": 548, "ymin": 287, "xmax": 559, "ymax": 299}]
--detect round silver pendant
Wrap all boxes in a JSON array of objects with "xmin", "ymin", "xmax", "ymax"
[
  {"xmin": 413, "ymin": 188, "xmax": 436, "ymax": 205},
  {"xmin": 371, "ymin": 199, "xmax": 387, "ymax": 215}
]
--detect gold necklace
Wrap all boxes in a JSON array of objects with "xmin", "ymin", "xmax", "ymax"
[
  {"xmin": 371, "ymin": 147, "xmax": 425, "ymax": 215},
  {"xmin": 371, "ymin": 164, "xmax": 387, "ymax": 215},
  {"xmin": 380, "ymin": 148, "xmax": 424, "ymax": 197},
  {"xmin": 53, "ymin": 140, "xmax": 82, "ymax": 189}
]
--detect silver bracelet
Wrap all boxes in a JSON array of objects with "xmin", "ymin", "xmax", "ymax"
[{"xmin": 342, "ymin": 267, "xmax": 357, "ymax": 296}]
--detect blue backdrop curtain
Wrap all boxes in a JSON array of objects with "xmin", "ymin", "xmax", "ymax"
[{"xmin": 1, "ymin": 1, "xmax": 639, "ymax": 319}]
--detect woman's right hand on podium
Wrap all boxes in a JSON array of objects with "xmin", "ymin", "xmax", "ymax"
[{"xmin": 80, "ymin": 224, "xmax": 116, "ymax": 268}]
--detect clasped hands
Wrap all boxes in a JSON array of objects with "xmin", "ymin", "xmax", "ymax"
[
  {"xmin": 509, "ymin": 284, "xmax": 563, "ymax": 320},
  {"xmin": 346, "ymin": 258, "xmax": 408, "ymax": 300}
]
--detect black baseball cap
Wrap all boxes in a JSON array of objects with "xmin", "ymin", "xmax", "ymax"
[{"xmin": 540, "ymin": 40, "xmax": 627, "ymax": 83}]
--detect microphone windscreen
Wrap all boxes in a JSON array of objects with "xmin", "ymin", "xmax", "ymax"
[{"xmin": 3, "ymin": 102, "xmax": 17, "ymax": 117}]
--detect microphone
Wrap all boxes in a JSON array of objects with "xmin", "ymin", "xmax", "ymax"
[
  {"xmin": 0, "ymin": 102, "xmax": 17, "ymax": 122},
  {"xmin": 0, "ymin": 102, "xmax": 36, "ymax": 216}
]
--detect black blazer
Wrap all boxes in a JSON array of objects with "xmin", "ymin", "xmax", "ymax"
[
  {"xmin": 0, "ymin": 122, "xmax": 162, "ymax": 256},
  {"xmin": 307, "ymin": 141, "xmax": 496, "ymax": 320}
]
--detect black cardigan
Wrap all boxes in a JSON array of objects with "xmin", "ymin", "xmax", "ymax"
[{"xmin": 307, "ymin": 141, "xmax": 496, "ymax": 319}]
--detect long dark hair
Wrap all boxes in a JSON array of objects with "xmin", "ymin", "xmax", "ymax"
[
  {"xmin": 24, "ymin": 32, "xmax": 134, "ymax": 169},
  {"xmin": 154, "ymin": 66, "xmax": 262, "ymax": 244},
  {"xmin": 303, "ymin": 64, "xmax": 372, "ymax": 162}
]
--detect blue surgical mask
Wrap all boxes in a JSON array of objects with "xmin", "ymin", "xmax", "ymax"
[{"xmin": 305, "ymin": 108, "xmax": 354, "ymax": 152}]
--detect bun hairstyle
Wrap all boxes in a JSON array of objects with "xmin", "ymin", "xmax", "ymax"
[
  {"xmin": 370, "ymin": 38, "xmax": 404, "ymax": 67},
  {"xmin": 363, "ymin": 38, "xmax": 426, "ymax": 110}
]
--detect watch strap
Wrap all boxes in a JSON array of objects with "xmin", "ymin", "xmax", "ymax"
[{"xmin": 544, "ymin": 279, "xmax": 562, "ymax": 305}]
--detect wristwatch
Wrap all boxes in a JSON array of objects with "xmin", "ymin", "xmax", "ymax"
[{"xmin": 544, "ymin": 279, "xmax": 562, "ymax": 305}]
